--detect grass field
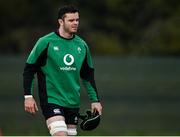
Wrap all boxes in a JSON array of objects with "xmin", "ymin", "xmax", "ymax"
[{"xmin": 0, "ymin": 55, "xmax": 180, "ymax": 135}]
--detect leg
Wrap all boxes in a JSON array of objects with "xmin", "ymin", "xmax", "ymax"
[
  {"xmin": 64, "ymin": 107, "xmax": 79, "ymax": 136},
  {"xmin": 46, "ymin": 115, "xmax": 68, "ymax": 136},
  {"xmin": 67, "ymin": 124, "xmax": 77, "ymax": 136}
]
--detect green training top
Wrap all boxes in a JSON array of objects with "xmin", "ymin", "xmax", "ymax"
[{"xmin": 23, "ymin": 31, "xmax": 99, "ymax": 108}]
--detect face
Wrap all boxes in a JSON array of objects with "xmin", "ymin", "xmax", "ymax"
[{"xmin": 59, "ymin": 12, "xmax": 79, "ymax": 34}]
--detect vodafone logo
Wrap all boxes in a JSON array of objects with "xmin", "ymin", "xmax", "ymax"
[
  {"xmin": 63, "ymin": 54, "xmax": 74, "ymax": 66},
  {"xmin": 60, "ymin": 54, "xmax": 76, "ymax": 71}
]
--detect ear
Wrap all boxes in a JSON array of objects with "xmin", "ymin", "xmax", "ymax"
[{"xmin": 58, "ymin": 19, "xmax": 63, "ymax": 26}]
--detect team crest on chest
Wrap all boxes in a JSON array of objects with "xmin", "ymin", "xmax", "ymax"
[{"xmin": 77, "ymin": 47, "xmax": 81, "ymax": 54}]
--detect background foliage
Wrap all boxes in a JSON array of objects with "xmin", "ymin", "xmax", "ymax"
[{"xmin": 0, "ymin": 0, "xmax": 179, "ymax": 56}]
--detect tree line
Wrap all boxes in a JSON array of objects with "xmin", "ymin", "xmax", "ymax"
[{"xmin": 0, "ymin": 0, "xmax": 179, "ymax": 56}]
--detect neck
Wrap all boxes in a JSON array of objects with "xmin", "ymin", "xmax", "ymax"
[{"xmin": 58, "ymin": 28, "xmax": 73, "ymax": 39}]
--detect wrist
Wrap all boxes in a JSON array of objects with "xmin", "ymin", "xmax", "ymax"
[{"xmin": 24, "ymin": 95, "xmax": 33, "ymax": 99}]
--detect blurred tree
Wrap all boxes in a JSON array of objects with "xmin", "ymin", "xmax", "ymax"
[{"xmin": 0, "ymin": 0, "xmax": 179, "ymax": 56}]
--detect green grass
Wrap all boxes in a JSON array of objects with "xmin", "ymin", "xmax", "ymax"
[{"xmin": 0, "ymin": 56, "xmax": 180, "ymax": 135}]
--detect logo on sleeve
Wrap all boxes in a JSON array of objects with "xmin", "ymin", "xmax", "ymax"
[{"xmin": 77, "ymin": 47, "xmax": 81, "ymax": 54}]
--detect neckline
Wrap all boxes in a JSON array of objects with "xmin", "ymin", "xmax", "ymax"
[{"xmin": 55, "ymin": 29, "xmax": 75, "ymax": 40}]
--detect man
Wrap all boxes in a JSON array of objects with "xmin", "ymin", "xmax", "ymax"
[{"xmin": 23, "ymin": 5, "xmax": 102, "ymax": 136}]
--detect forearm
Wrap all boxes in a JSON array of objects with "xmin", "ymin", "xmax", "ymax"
[
  {"xmin": 23, "ymin": 63, "xmax": 37, "ymax": 95},
  {"xmin": 82, "ymin": 79, "xmax": 100, "ymax": 102},
  {"xmin": 80, "ymin": 46, "xmax": 100, "ymax": 102}
]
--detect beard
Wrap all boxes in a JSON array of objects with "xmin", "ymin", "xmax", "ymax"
[{"xmin": 63, "ymin": 25, "xmax": 78, "ymax": 34}]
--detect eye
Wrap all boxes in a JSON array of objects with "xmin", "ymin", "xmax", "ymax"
[
  {"xmin": 69, "ymin": 19, "xmax": 74, "ymax": 22},
  {"xmin": 68, "ymin": 18, "xmax": 79, "ymax": 23}
]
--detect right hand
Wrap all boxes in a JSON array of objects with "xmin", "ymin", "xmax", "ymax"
[{"xmin": 24, "ymin": 97, "xmax": 38, "ymax": 114}]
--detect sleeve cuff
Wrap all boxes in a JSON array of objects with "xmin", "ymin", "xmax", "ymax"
[{"xmin": 24, "ymin": 95, "xmax": 33, "ymax": 99}]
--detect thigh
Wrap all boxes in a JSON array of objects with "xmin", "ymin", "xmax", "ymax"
[
  {"xmin": 42, "ymin": 104, "xmax": 68, "ymax": 136},
  {"xmin": 64, "ymin": 107, "xmax": 79, "ymax": 125},
  {"xmin": 46, "ymin": 115, "xmax": 65, "ymax": 125},
  {"xmin": 46, "ymin": 115, "xmax": 68, "ymax": 136},
  {"xmin": 41, "ymin": 103, "xmax": 65, "ymax": 120},
  {"xmin": 64, "ymin": 108, "xmax": 79, "ymax": 136}
]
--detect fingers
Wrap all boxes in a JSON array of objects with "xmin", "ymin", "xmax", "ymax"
[
  {"xmin": 25, "ymin": 104, "xmax": 37, "ymax": 114},
  {"xmin": 24, "ymin": 98, "xmax": 38, "ymax": 114},
  {"xmin": 91, "ymin": 102, "xmax": 102, "ymax": 115},
  {"xmin": 34, "ymin": 102, "xmax": 39, "ymax": 112},
  {"xmin": 96, "ymin": 107, "xmax": 102, "ymax": 115}
]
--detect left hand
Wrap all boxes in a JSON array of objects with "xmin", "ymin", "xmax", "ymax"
[{"xmin": 91, "ymin": 102, "xmax": 102, "ymax": 115}]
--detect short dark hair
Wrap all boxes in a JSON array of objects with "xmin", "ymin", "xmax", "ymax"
[{"xmin": 58, "ymin": 5, "xmax": 79, "ymax": 19}]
